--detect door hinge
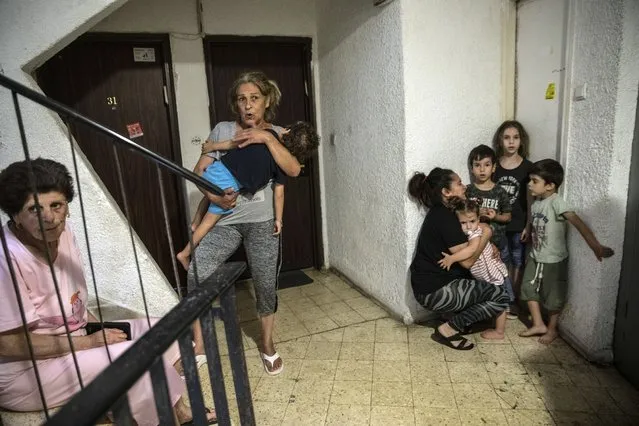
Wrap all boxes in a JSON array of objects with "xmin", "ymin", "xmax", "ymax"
[{"xmin": 163, "ymin": 85, "xmax": 169, "ymax": 105}]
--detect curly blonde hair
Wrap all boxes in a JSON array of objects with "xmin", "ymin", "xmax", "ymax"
[{"xmin": 228, "ymin": 71, "xmax": 282, "ymax": 123}]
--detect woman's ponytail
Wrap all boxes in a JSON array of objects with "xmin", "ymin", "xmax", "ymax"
[
  {"xmin": 408, "ymin": 167, "xmax": 455, "ymax": 209},
  {"xmin": 408, "ymin": 172, "xmax": 432, "ymax": 208}
]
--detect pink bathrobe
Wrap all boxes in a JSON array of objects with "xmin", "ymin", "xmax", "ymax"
[{"xmin": 0, "ymin": 224, "xmax": 185, "ymax": 425}]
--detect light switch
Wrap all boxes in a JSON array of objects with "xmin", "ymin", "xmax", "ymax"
[{"xmin": 574, "ymin": 84, "xmax": 587, "ymax": 101}]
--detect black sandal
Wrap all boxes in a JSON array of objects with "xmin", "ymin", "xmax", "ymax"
[{"xmin": 431, "ymin": 329, "xmax": 475, "ymax": 350}]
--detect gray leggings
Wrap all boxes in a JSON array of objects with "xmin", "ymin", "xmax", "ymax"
[{"xmin": 187, "ymin": 220, "xmax": 279, "ymax": 315}]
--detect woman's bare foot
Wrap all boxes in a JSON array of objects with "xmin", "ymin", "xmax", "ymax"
[
  {"xmin": 480, "ymin": 329, "xmax": 505, "ymax": 340},
  {"xmin": 262, "ymin": 342, "xmax": 283, "ymax": 373},
  {"xmin": 538, "ymin": 329, "xmax": 559, "ymax": 345},
  {"xmin": 174, "ymin": 397, "xmax": 216, "ymax": 424},
  {"xmin": 176, "ymin": 250, "xmax": 190, "ymax": 271},
  {"xmin": 519, "ymin": 325, "xmax": 548, "ymax": 337}
]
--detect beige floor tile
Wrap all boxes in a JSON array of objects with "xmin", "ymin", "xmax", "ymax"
[
  {"xmin": 252, "ymin": 377, "xmax": 296, "ymax": 403},
  {"xmin": 291, "ymin": 379, "xmax": 334, "ymax": 405},
  {"xmin": 303, "ymin": 316, "xmax": 340, "ymax": 334},
  {"xmin": 310, "ymin": 328, "xmax": 345, "ymax": 343},
  {"xmin": 301, "ymin": 283, "xmax": 333, "ymax": 297},
  {"xmin": 408, "ymin": 325, "xmax": 435, "ymax": 342},
  {"xmin": 275, "ymin": 326, "xmax": 311, "ymax": 342},
  {"xmin": 331, "ymin": 310, "xmax": 366, "ymax": 327},
  {"xmin": 607, "ymin": 386, "xmax": 639, "ymax": 416},
  {"xmin": 335, "ymin": 359, "xmax": 374, "ymax": 381},
  {"xmin": 281, "ymin": 403, "xmax": 329, "ymax": 425},
  {"xmin": 458, "ymin": 408, "xmax": 508, "ymax": 425},
  {"xmin": 372, "ymin": 381, "xmax": 414, "ymax": 407},
  {"xmin": 536, "ymin": 384, "xmax": 592, "ymax": 412},
  {"xmin": 494, "ymin": 383, "xmax": 545, "ymax": 410},
  {"xmin": 414, "ymin": 406, "xmax": 461, "ymax": 425},
  {"xmin": 340, "ymin": 342, "xmax": 375, "ymax": 361},
  {"xmin": 502, "ymin": 409, "xmax": 555, "ymax": 425},
  {"xmin": 322, "ymin": 279, "xmax": 352, "ymax": 294},
  {"xmin": 524, "ymin": 363, "xmax": 571, "ymax": 385},
  {"xmin": 376, "ymin": 317, "xmax": 403, "ymax": 328},
  {"xmin": 332, "ymin": 380, "xmax": 373, "ymax": 405},
  {"xmin": 273, "ymin": 358, "xmax": 303, "ymax": 380},
  {"xmin": 478, "ymin": 344, "xmax": 520, "ymax": 363},
  {"xmin": 374, "ymin": 342, "xmax": 409, "ymax": 361},
  {"xmin": 591, "ymin": 366, "xmax": 636, "ymax": 390},
  {"xmin": 319, "ymin": 301, "xmax": 352, "ymax": 316},
  {"xmin": 578, "ymin": 386, "xmax": 623, "ymax": 414},
  {"xmin": 296, "ymin": 306, "xmax": 329, "ymax": 322},
  {"xmin": 410, "ymin": 360, "xmax": 451, "ymax": 384},
  {"xmin": 550, "ymin": 410, "xmax": 601, "ymax": 425},
  {"xmin": 310, "ymin": 291, "xmax": 342, "ymax": 306},
  {"xmin": 302, "ymin": 268, "xmax": 331, "ymax": 282},
  {"xmin": 278, "ymin": 286, "xmax": 305, "ymax": 300},
  {"xmin": 305, "ymin": 341, "xmax": 342, "ymax": 360},
  {"xmin": 370, "ymin": 406, "xmax": 416, "ymax": 426},
  {"xmin": 550, "ymin": 344, "xmax": 589, "ymax": 366},
  {"xmin": 409, "ymin": 341, "xmax": 446, "ymax": 361},
  {"xmin": 288, "ymin": 296, "xmax": 319, "ymax": 312},
  {"xmin": 335, "ymin": 288, "xmax": 364, "ymax": 301},
  {"xmin": 442, "ymin": 346, "xmax": 483, "ymax": 362},
  {"xmin": 374, "ymin": 360, "xmax": 411, "ymax": 382},
  {"xmin": 376, "ymin": 325, "xmax": 408, "ymax": 343},
  {"xmin": 326, "ymin": 404, "xmax": 371, "ymax": 426},
  {"xmin": 276, "ymin": 337, "xmax": 311, "ymax": 359},
  {"xmin": 357, "ymin": 305, "xmax": 390, "ymax": 321},
  {"xmin": 485, "ymin": 362, "xmax": 532, "ymax": 385},
  {"xmin": 299, "ymin": 359, "xmax": 338, "ymax": 380},
  {"xmin": 343, "ymin": 322, "xmax": 377, "ymax": 342},
  {"xmin": 514, "ymin": 344, "xmax": 559, "ymax": 364},
  {"xmin": 453, "ymin": 383, "xmax": 501, "ymax": 409},
  {"xmin": 252, "ymin": 401, "xmax": 289, "ymax": 426},
  {"xmin": 412, "ymin": 383, "xmax": 456, "ymax": 408},
  {"xmin": 346, "ymin": 296, "xmax": 379, "ymax": 311},
  {"xmin": 563, "ymin": 364, "xmax": 600, "ymax": 387},
  {"xmin": 447, "ymin": 362, "xmax": 491, "ymax": 384}
]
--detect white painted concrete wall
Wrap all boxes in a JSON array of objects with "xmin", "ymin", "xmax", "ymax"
[
  {"xmin": 559, "ymin": 0, "xmax": 639, "ymax": 363},
  {"xmin": 402, "ymin": 0, "xmax": 505, "ymax": 321},
  {"xmin": 0, "ymin": 0, "xmax": 180, "ymax": 319}
]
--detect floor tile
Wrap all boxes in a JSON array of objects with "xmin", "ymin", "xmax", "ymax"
[
  {"xmin": 276, "ymin": 337, "xmax": 311, "ymax": 359},
  {"xmin": 305, "ymin": 341, "xmax": 342, "ymax": 360},
  {"xmin": 332, "ymin": 380, "xmax": 372, "ymax": 405},
  {"xmin": 346, "ymin": 296, "xmax": 380, "ymax": 311},
  {"xmin": 514, "ymin": 344, "xmax": 559, "ymax": 364},
  {"xmin": 374, "ymin": 342, "xmax": 409, "ymax": 361},
  {"xmin": 274, "ymin": 358, "xmax": 303, "ymax": 380},
  {"xmin": 458, "ymin": 408, "xmax": 508, "ymax": 425},
  {"xmin": 414, "ymin": 406, "xmax": 461, "ymax": 425},
  {"xmin": 578, "ymin": 386, "xmax": 622, "ymax": 414},
  {"xmin": 303, "ymin": 317, "xmax": 340, "ymax": 334},
  {"xmin": 252, "ymin": 377, "xmax": 296, "ymax": 403},
  {"xmin": 310, "ymin": 291, "xmax": 342, "ymax": 306},
  {"xmin": 372, "ymin": 381, "xmax": 414, "ymax": 407},
  {"xmin": 563, "ymin": 363, "xmax": 600, "ymax": 387},
  {"xmin": 340, "ymin": 341, "xmax": 375, "ymax": 361},
  {"xmin": 550, "ymin": 410, "xmax": 601, "ymax": 425},
  {"xmin": 447, "ymin": 362, "xmax": 491, "ymax": 384},
  {"xmin": 607, "ymin": 386, "xmax": 639, "ymax": 416},
  {"xmin": 325, "ymin": 404, "xmax": 371, "ymax": 426},
  {"xmin": 370, "ymin": 406, "xmax": 416, "ymax": 426},
  {"xmin": 485, "ymin": 362, "xmax": 531, "ymax": 385},
  {"xmin": 536, "ymin": 384, "xmax": 592, "ymax": 412},
  {"xmin": 318, "ymin": 301, "xmax": 353, "ymax": 316},
  {"xmin": 410, "ymin": 360, "xmax": 451, "ymax": 384},
  {"xmin": 357, "ymin": 305, "xmax": 390, "ymax": 320},
  {"xmin": 299, "ymin": 359, "xmax": 337, "ymax": 380},
  {"xmin": 331, "ymin": 310, "xmax": 366, "ymax": 327},
  {"xmin": 550, "ymin": 344, "xmax": 589, "ymax": 366},
  {"xmin": 412, "ymin": 383, "xmax": 456, "ymax": 408},
  {"xmin": 343, "ymin": 322, "xmax": 377, "ymax": 342},
  {"xmin": 374, "ymin": 360, "xmax": 411, "ymax": 382},
  {"xmin": 252, "ymin": 401, "xmax": 288, "ymax": 426},
  {"xmin": 376, "ymin": 324, "xmax": 408, "ymax": 343},
  {"xmin": 301, "ymin": 283, "xmax": 332, "ymax": 297},
  {"xmin": 335, "ymin": 288, "xmax": 365, "ymax": 301},
  {"xmin": 524, "ymin": 363, "xmax": 571, "ymax": 385},
  {"xmin": 494, "ymin": 383, "xmax": 545, "ymax": 410},
  {"xmin": 281, "ymin": 403, "xmax": 329, "ymax": 426},
  {"xmin": 375, "ymin": 317, "xmax": 403, "ymax": 328},
  {"xmin": 310, "ymin": 329, "xmax": 344, "ymax": 343},
  {"xmin": 442, "ymin": 346, "xmax": 483, "ymax": 362},
  {"xmin": 296, "ymin": 307, "xmax": 329, "ymax": 322},
  {"xmin": 335, "ymin": 359, "xmax": 374, "ymax": 381},
  {"xmin": 291, "ymin": 379, "xmax": 334, "ymax": 405},
  {"xmin": 409, "ymin": 341, "xmax": 445, "ymax": 361},
  {"xmin": 502, "ymin": 409, "xmax": 555, "ymax": 425},
  {"xmin": 452, "ymin": 383, "xmax": 502, "ymax": 409},
  {"xmin": 478, "ymin": 344, "xmax": 520, "ymax": 363}
]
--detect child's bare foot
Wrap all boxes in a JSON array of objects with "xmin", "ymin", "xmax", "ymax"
[
  {"xmin": 538, "ymin": 329, "xmax": 559, "ymax": 345},
  {"xmin": 176, "ymin": 251, "xmax": 190, "ymax": 271},
  {"xmin": 480, "ymin": 329, "xmax": 505, "ymax": 340},
  {"xmin": 519, "ymin": 325, "xmax": 547, "ymax": 337}
]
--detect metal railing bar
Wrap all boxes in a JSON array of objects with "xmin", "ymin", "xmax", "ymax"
[
  {"xmin": 149, "ymin": 358, "xmax": 175, "ymax": 426},
  {"xmin": 156, "ymin": 164, "xmax": 183, "ymax": 298},
  {"xmin": 220, "ymin": 285, "xmax": 255, "ymax": 426},
  {"xmin": 177, "ymin": 329, "xmax": 208, "ymax": 426},
  {"xmin": 200, "ymin": 307, "xmax": 230, "ymax": 426},
  {"xmin": 12, "ymin": 92, "xmax": 84, "ymax": 390},
  {"xmin": 0, "ymin": 73, "xmax": 224, "ymax": 197},
  {"xmin": 110, "ymin": 395, "xmax": 135, "ymax": 426},
  {"xmin": 45, "ymin": 261, "xmax": 246, "ymax": 426}
]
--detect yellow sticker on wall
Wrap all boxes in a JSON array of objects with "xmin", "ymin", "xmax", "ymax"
[{"xmin": 545, "ymin": 83, "xmax": 556, "ymax": 100}]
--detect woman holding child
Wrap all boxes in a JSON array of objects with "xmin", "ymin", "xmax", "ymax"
[
  {"xmin": 188, "ymin": 71, "xmax": 302, "ymax": 375},
  {"xmin": 409, "ymin": 168, "xmax": 510, "ymax": 350}
]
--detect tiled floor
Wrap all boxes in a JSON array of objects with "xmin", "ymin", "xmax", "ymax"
[{"xmin": 204, "ymin": 269, "xmax": 639, "ymax": 425}]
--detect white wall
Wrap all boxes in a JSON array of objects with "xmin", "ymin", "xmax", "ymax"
[
  {"xmin": 317, "ymin": 0, "xmax": 408, "ymax": 318},
  {"xmin": 402, "ymin": 0, "xmax": 505, "ymax": 320},
  {"xmin": 559, "ymin": 0, "xmax": 639, "ymax": 363},
  {"xmin": 0, "ymin": 0, "xmax": 180, "ymax": 319}
]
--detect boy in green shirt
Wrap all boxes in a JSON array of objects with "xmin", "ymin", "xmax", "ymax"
[{"xmin": 519, "ymin": 159, "xmax": 614, "ymax": 344}]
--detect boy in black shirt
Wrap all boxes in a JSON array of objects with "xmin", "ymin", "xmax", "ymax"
[{"xmin": 177, "ymin": 122, "xmax": 319, "ymax": 270}]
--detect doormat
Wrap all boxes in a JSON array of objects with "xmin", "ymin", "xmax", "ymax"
[{"xmin": 278, "ymin": 270, "xmax": 314, "ymax": 290}]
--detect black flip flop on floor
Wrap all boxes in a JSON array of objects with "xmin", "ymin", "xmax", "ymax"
[{"xmin": 277, "ymin": 270, "xmax": 314, "ymax": 290}]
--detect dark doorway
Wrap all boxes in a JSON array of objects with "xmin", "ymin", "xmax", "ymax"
[
  {"xmin": 203, "ymin": 36, "xmax": 322, "ymax": 272},
  {"xmin": 36, "ymin": 34, "xmax": 187, "ymax": 291},
  {"xmin": 614, "ymin": 90, "xmax": 639, "ymax": 388}
]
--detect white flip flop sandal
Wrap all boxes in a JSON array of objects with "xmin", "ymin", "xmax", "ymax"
[{"xmin": 260, "ymin": 352, "xmax": 284, "ymax": 376}]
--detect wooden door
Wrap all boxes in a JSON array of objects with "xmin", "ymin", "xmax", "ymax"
[
  {"xmin": 614, "ymin": 92, "xmax": 639, "ymax": 388},
  {"xmin": 204, "ymin": 37, "xmax": 321, "ymax": 272},
  {"xmin": 37, "ymin": 35, "xmax": 187, "ymax": 291}
]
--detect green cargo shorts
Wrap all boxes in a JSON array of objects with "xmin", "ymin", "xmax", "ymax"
[{"xmin": 520, "ymin": 256, "xmax": 568, "ymax": 312}]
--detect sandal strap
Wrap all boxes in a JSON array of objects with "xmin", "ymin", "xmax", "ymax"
[{"xmin": 261, "ymin": 351, "xmax": 281, "ymax": 366}]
